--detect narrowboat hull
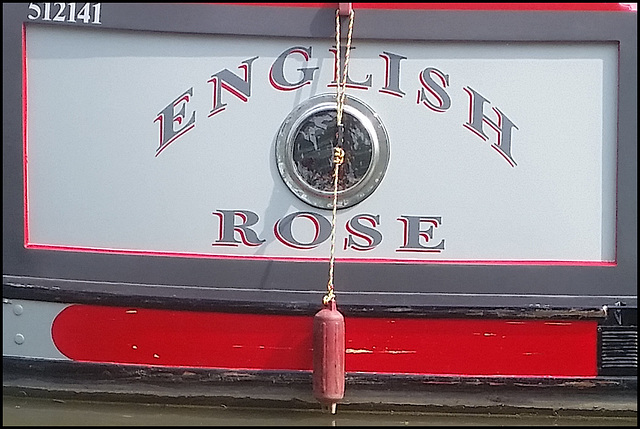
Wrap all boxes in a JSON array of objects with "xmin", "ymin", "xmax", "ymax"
[{"xmin": 3, "ymin": 2, "xmax": 637, "ymax": 413}]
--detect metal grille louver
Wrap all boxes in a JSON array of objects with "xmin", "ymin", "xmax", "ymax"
[{"xmin": 599, "ymin": 326, "xmax": 637, "ymax": 375}]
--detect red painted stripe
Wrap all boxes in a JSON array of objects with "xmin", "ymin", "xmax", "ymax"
[
  {"xmin": 22, "ymin": 24, "xmax": 29, "ymax": 246},
  {"xmin": 24, "ymin": 244, "xmax": 616, "ymax": 266},
  {"xmin": 52, "ymin": 305, "xmax": 598, "ymax": 377},
  {"xmin": 226, "ymin": 3, "xmax": 633, "ymax": 12}
]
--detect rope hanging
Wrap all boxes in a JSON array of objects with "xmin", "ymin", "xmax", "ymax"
[{"xmin": 324, "ymin": 7, "xmax": 355, "ymax": 306}]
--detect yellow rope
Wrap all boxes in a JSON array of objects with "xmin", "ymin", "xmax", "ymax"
[
  {"xmin": 334, "ymin": 8, "xmax": 355, "ymax": 128},
  {"xmin": 324, "ymin": 8, "xmax": 354, "ymax": 306}
]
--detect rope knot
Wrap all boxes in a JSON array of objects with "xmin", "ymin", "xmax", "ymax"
[
  {"xmin": 333, "ymin": 147, "xmax": 345, "ymax": 166},
  {"xmin": 322, "ymin": 290, "xmax": 336, "ymax": 305}
]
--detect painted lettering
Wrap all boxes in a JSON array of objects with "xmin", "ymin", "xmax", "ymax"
[
  {"xmin": 207, "ymin": 56, "xmax": 258, "ymax": 117},
  {"xmin": 397, "ymin": 215, "xmax": 445, "ymax": 252},
  {"xmin": 379, "ymin": 51, "xmax": 406, "ymax": 97},
  {"xmin": 269, "ymin": 46, "xmax": 319, "ymax": 91},
  {"xmin": 463, "ymin": 86, "xmax": 519, "ymax": 166},
  {"xmin": 212, "ymin": 210, "xmax": 445, "ymax": 254},
  {"xmin": 274, "ymin": 211, "xmax": 332, "ymax": 249},
  {"xmin": 154, "ymin": 88, "xmax": 196, "ymax": 157},
  {"xmin": 344, "ymin": 214, "xmax": 383, "ymax": 251},
  {"xmin": 417, "ymin": 67, "xmax": 451, "ymax": 113},
  {"xmin": 155, "ymin": 47, "xmax": 519, "ymax": 166},
  {"xmin": 212, "ymin": 210, "xmax": 265, "ymax": 247},
  {"xmin": 328, "ymin": 46, "xmax": 372, "ymax": 89}
]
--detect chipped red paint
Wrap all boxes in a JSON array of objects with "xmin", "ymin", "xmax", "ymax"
[{"xmin": 52, "ymin": 305, "xmax": 598, "ymax": 377}]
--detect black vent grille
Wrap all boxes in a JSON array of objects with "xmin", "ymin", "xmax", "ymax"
[{"xmin": 599, "ymin": 326, "xmax": 637, "ymax": 375}]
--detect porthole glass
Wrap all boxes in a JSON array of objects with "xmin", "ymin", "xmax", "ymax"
[{"xmin": 275, "ymin": 94, "xmax": 389, "ymax": 210}]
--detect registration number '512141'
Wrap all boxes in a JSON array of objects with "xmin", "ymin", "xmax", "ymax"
[{"xmin": 27, "ymin": 3, "xmax": 102, "ymax": 25}]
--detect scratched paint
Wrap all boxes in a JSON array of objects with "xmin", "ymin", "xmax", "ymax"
[{"xmin": 51, "ymin": 305, "xmax": 599, "ymax": 377}]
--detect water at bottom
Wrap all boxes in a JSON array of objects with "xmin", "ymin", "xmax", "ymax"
[{"xmin": 3, "ymin": 395, "xmax": 637, "ymax": 426}]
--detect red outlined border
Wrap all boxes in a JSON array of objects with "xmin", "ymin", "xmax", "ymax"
[
  {"xmin": 226, "ymin": 3, "xmax": 634, "ymax": 12},
  {"xmin": 20, "ymin": 8, "xmax": 621, "ymax": 268},
  {"xmin": 22, "ymin": 24, "xmax": 30, "ymax": 247},
  {"xmin": 24, "ymin": 243, "xmax": 615, "ymax": 266}
]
